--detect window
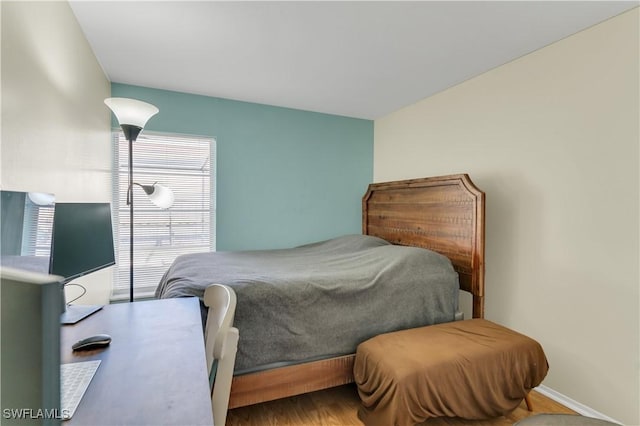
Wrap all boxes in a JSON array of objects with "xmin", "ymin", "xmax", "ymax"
[{"xmin": 111, "ymin": 131, "xmax": 215, "ymax": 299}]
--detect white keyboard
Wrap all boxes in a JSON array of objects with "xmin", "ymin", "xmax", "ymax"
[{"xmin": 60, "ymin": 360, "xmax": 101, "ymax": 420}]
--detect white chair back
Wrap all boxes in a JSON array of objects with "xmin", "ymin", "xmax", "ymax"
[{"xmin": 203, "ymin": 284, "xmax": 238, "ymax": 425}]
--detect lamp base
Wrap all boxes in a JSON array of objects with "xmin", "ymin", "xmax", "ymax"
[{"xmin": 61, "ymin": 304, "xmax": 103, "ymax": 325}]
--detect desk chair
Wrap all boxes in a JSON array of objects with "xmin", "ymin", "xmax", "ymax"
[{"xmin": 204, "ymin": 284, "xmax": 239, "ymax": 426}]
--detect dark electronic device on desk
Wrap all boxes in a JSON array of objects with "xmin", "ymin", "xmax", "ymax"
[
  {"xmin": 72, "ymin": 333, "xmax": 112, "ymax": 351},
  {"xmin": 0, "ymin": 191, "xmax": 116, "ymax": 324},
  {"xmin": 49, "ymin": 202, "xmax": 116, "ymax": 325}
]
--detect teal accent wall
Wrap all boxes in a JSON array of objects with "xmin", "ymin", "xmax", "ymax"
[{"xmin": 111, "ymin": 84, "xmax": 373, "ymax": 251}]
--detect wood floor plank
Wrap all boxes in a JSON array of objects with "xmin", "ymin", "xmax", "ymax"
[{"xmin": 226, "ymin": 385, "xmax": 576, "ymax": 426}]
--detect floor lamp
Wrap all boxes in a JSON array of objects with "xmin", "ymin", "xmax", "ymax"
[{"xmin": 105, "ymin": 98, "xmax": 174, "ymax": 302}]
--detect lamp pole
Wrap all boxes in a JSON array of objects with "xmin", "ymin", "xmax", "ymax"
[
  {"xmin": 127, "ymin": 130, "xmax": 135, "ymax": 303},
  {"xmin": 122, "ymin": 124, "xmax": 142, "ymax": 303},
  {"xmin": 105, "ymin": 98, "xmax": 158, "ymax": 303}
]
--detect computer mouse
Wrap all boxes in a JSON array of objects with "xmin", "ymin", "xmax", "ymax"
[{"xmin": 72, "ymin": 334, "xmax": 112, "ymax": 351}]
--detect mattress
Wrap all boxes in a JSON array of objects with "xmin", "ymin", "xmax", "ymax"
[{"xmin": 155, "ymin": 234, "xmax": 460, "ymax": 373}]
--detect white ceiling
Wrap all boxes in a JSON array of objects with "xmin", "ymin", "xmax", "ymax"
[{"xmin": 69, "ymin": 1, "xmax": 637, "ymax": 120}]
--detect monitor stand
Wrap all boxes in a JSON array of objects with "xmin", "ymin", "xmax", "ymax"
[{"xmin": 61, "ymin": 305, "xmax": 103, "ymax": 325}]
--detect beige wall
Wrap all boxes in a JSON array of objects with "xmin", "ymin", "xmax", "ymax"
[
  {"xmin": 375, "ymin": 9, "xmax": 639, "ymax": 425},
  {"xmin": 1, "ymin": 1, "xmax": 112, "ymax": 304}
]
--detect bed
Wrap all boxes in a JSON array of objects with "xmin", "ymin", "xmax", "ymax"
[{"xmin": 155, "ymin": 173, "xmax": 485, "ymax": 408}]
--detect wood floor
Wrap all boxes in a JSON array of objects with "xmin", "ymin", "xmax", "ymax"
[{"xmin": 226, "ymin": 385, "xmax": 576, "ymax": 426}]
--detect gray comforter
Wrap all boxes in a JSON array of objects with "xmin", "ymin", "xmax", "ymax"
[{"xmin": 155, "ymin": 234, "xmax": 459, "ymax": 373}]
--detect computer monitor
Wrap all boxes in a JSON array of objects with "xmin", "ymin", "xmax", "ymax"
[
  {"xmin": 49, "ymin": 203, "xmax": 115, "ymax": 324},
  {"xmin": 0, "ymin": 190, "xmax": 55, "ymax": 274},
  {"xmin": 1, "ymin": 267, "xmax": 63, "ymax": 425}
]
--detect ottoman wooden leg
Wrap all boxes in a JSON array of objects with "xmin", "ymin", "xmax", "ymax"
[{"xmin": 525, "ymin": 393, "xmax": 533, "ymax": 411}]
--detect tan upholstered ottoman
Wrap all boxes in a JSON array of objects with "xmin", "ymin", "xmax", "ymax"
[{"xmin": 354, "ymin": 319, "xmax": 549, "ymax": 426}]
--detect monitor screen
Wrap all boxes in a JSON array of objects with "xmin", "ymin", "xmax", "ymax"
[
  {"xmin": 0, "ymin": 190, "xmax": 55, "ymax": 274},
  {"xmin": 49, "ymin": 203, "xmax": 115, "ymax": 283}
]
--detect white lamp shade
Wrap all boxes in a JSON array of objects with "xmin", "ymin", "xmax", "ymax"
[
  {"xmin": 27, "ymin": 192, "xmax": 55, "ymax": 206},
  {"xmin": 148, "ymin": 184, "xmax": 174, "ymax": 209},
  {"xmin": 104, "ymin": 97, "xmax": 159, "ymax": 128}
]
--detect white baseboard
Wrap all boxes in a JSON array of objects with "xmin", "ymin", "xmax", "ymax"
[{"xmin": 535, "ymin": 384, "xmax": 623, "ymax": 425}]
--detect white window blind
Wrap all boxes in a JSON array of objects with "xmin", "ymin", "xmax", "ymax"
[
  {"xmin": 111, "ymin": 131, "xmax": 215, "ymax": 299},
  {"xmin": 24, "ymin": 200, "xmax": 54, "ymax": 257}
]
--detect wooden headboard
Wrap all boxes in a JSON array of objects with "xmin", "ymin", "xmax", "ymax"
[{"xmin": 362, "ymin": 174, "xmax": 485, "ymax": 318}]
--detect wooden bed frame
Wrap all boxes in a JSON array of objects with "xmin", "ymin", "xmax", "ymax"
[{"xmin": 228, "ymin": 174, "xmax": 485, "ymax": 409}]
